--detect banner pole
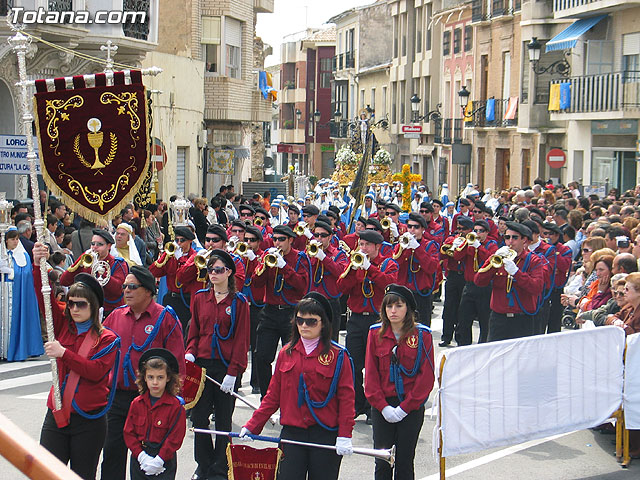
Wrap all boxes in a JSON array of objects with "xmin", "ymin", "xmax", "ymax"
[
  {"xmin": 9, "ymin": 31, "xmax": 62, "ymax": 410},
  {"xmin": 438, "ymin": 355, "xmax": 446, "ymax": 480}
]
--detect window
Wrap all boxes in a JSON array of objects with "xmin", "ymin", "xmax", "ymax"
[
  {"xmin": 415, "ymin": 7, "xmax": 422, "ymax": 54},
  {"xmin": 224, "ymin": 17, "xmax": 242, "ymax": 79},
  {"xmin": 393, "ymin": 16, "xmax": 399, "ymax": 58},
  {"xmin": 502, "ymin": 51, "xmax": 511, "ymax": 99},
  {"xmin": 177, "ymin": 147, "xmax": 186, "ymax": 195},
  {"xmin": 320, "ymin": 57, "xmax": 332, "ymax": 89},
  {"xmin": 453, "ymin": 28, "xmax": 461, "ymax": 54},
  {"xmin": 382, "ymin": 86, "xmax": 387, "ymax": 118},
  {"xmin": 226, "ymin": 45, "xmax": 240, "ymax": 79},
  {"xmin": 443, "ymin": 31, "xmax": 451, "ymax": 56},
  {"xmin": 204, "ymin": 45, "xmax": 218, "ymax": 74},
  {"xmin": 202, "ymin": 16, "xmax": 221, "ymax": 74},
  {"xmin": 401, "ymin": 14, "xmax": 407, "ymax": 57},
  {"xmin": 521, "ymin": 41, "xmax": 529, "ymax": 103},
  {"xmin": 586, "ymin": 40, "xmax": 614, "ymax": 75},
  {"xmin": 400, "ymin": 81, "xmax": 406, "ymax": 124},
  {"xmin": 370, "ymin": 88, "xmax": 376, "ymax": 110},
  {"xmin": 464, "ymin": 26, "xmax": 473, "ymax": 52},
  {"xmin": 423, "ymin": 76, "xmax": 431, "ymax": 117},
  {"xmin": 439, "ymin": 157, "xmax": 448, "ymax": 187},
  {"xmin": 391, "ymin": 82, "xmax": 397, "ymax": 124},
  {"xmin": 458, "ymin": 164, "xmax": 470, "ymax": 193},
  {"xmin": 360, "ymin": 89, "xmax": 365, "ymax": 111},
  {"xmin": 426, "ymin": 4, "xmax": 432, "ymax": 51}
]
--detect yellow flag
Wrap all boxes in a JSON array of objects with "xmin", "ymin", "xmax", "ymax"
[
  {"xmin": 266, "ymin": 72, "xmax": 277, "ymax": 101},
  {"xmin": 548, "ymin": 84, "xmax": 561, "ymax": 111},
  {"xmin": 464, "ymin": 102, "xmax": 473, "ymax": 122}
]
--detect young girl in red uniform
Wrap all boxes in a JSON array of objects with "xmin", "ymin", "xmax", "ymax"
[
  {"xmin": 240, "ymin": 292, "xmax": 355, "ymax": 480},
  {"xmin": 123, "ymin": 348, "xmax": 186, "ymax": 479},
  {"xmin": 365, "ymin": 284, "xmax": 435, "ymax": 480},
  {"xmin": 33, "ymin": 243, "xmax": 121, "ymax": 480}
]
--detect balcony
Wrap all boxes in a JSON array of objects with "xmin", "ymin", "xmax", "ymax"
[
  {"xmin": 443, "ymin": 119, "xmax": 453, "ymax": 144},
  {"xmin": 466, "ymin": 99, "xmax": 518, "ymax": 127},
  {"xmin": 472, "ymin": 0, "xmax": 521, "ymax": 22},
  {"xmin": 553, "ymin": 0, "xmax": 640, "ymax": 19},
  {"xmin": 254, "ymin": 0, "xmax": 275, "ymax": 13},
  {"xmin": 454, "ymin": 119, "xmax": 463, "ymax": 143},
  {"xmin": 329, "ymin": 120, "xmax": 349, "ymax": 138},
  {"xmin": 433, "ymin": 118, "xmax": 442, "ymax": 144},
  {"xmin": 333, "ymin": 51, "xmax": 355, "ymax": 71},
  {"xmin": 549, "ymin": 71, "xmax": 640, "ymax": 119}
]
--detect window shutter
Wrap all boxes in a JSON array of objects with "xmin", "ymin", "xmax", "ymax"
[
  {"xmin": 225, "ymin": 18, "xmax": 242, "ymax": 47},
  {"xmin": 623, "ymin": 32, "xmax": 640, "ymax": 56},
  {"xmin": 202, "ymin": 17, "xmax": 220, "ymax": 44}
]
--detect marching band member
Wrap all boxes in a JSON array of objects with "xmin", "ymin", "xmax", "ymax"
[
  {"xmin": 60, "ymin": 229, "xmax": 128, "ymax": 317},
  {"xmin": 284, "ymin": 203, "xmax": 301, "ymax": 230},
  {"xmin": 365, "ymin": 219, "xmax": 395, "ymax": 259},
  {"xmin": 186, "ymin": 250, "xmax": 250, "ymax": 480},
  {"xmin": 336, "ymin": 230, "xmax": 398, "ymax": 424},
  {"xmin": 438, "ymin": 216, "xmax": 474, "ymax": 347},
  {"xmin": 342, "ymin": 217, "xmax": 368, "ymax": 252},
  {"xmin": 226, "ymin": 219, "xmax": 248, "ymax": 243},
  {"xmin": 522, "ymin": 219, "xmax": 554, "ymax": 335},
  {"xmin": 475, "ymin": 222, "xmax": 545, "ymax": 341},
  {"xmin": 382, "ymin": 204, "xmax": 406, "ymax": 243},
  {"xmin": 431, "ymin": 199, "xmax": 449, "ymax": 238},
  {"xmin": 238, "ymin": 204, "xmax": 255, "ymax": 226},
  {"xmin": 451, "ymin": 198, "xmax": 472, "ymax": 233},
  {"xmin": 254, "ymin": 207, "xmax": 273, "ymax": 252},
  {"xmin": 33, "ymin": 243, "xmax": 120, "ymax": 480},
  {"xmin": 541, "ymin": 222, "xmax": 573, "ymax": 333},
  {"xmin": 251, "ymin": 225, "xmax": 309, "ymax": 397},
  {"xmin": 392, "ymin": 213, "xmax": 440, "ymax": 327},
  {"xmin": 418, "ymin": 202, "xmax": 446, "ymax": 246},
  {"xmin": 149, "ymin": 227, "xmax": 197, "ymax": 334},
  {"xmin": 241, "ymin": 292, "xmax": 355, "ymax": 480},
  {"xmin": 365, "ymin": 285, "xmax": 435, "ymax": 480},
  {"xmin": 453, "ymin": 220, "xmax": 498, "ymax": 345},
  {"xmin": 101, "ymin": 266, "xmax": 185, "ymax": 480},
  {"xmin": 306, "ymin": 220, "xmax": 349, "ymax": 340},
  {"xmin": 293, "ymin": 204, "xmax": 318, "ymax": 251}
]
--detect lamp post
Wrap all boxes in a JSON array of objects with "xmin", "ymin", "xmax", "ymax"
[
  {"xmin": 527, "ymin": 37, "xmax": 571, "ymax": 77},
  {"xmin": 0, "ymin": 192, "xmax": 12, "ymax": 360},
  {"xmin": 312, "ymin": 109, "xmax": 321, "ymax": 176},
  {"xmin": 458, "ymin": 86, "xmax": 470, "ymax": 114},
  {"xmin": 409, "ymin": 93, "xmax": 441, "ymax": 123}
]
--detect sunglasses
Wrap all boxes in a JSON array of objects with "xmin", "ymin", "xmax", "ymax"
[
  {"xmin": 614, "ymin": 291, "xmax": 625, "ymax": 297},
  {"xmin": 473, "ymin": 229, "xmax": 486, "ymax": 234},
  {"xmin": 90, "ymin": 241, "xmax": 105, "ymax": 247},
  {"xmin": 68, "ymin": 299, "xmax": 89, "ymax": 309},
  {"xmin": 231, "ymin": 229, "xmax": 244, "ymax": 234},
  {"xmin": 272, "ymin": 236, "xmax": 288, "ymax": 242},
  {"xmin": 407, "ymin": 224, "xmax": 421, "ymax": 229},
  {"xmin": 473, "ymin": 210, "xmax": 483, "ymax": 214},
  {"xmin": 122, "ymin": 283, "xmax": 143, "ymax": 291},
  {"xmin": 240, "ymin": 212, "xmax": 253, "ymax": 217},
  {"xmin": 256, "ymin": 216, "xmax": 267, "ymax": 221},
  {"xmin": 313, "ymin": 232, "xmax": 331, "ymax": 238},
  {"xmin": 207, "ymin": 266, "xmax": 228, "ymax": 274},
  {"xmin": 175, "ymin": 237, "xmax": 188, "ymax": 243},
  {"xmin": 245, "ymin": 237, "xmax": 258, "ymax": 242},
  {"xmin": 503, "ymin": 234, "xmax": 521, "ymax": 240},
  {"xmin": 295, "ymin": 316, "xmax": 319, "ymax": 327},
  {"xmin": 419, "ymin": 209, "xmax": 430, "ymax": 213},
  {"xmin": 302, "ymin": 213, "xmax": 311, "ymax": 217},
  {"xmin": 206, "ymin": 237, "xmax": 222, "ymax": 243},
  {"xmin": 582, "ymin": 248, "xmax": 593, "ymax": 253},
  {"xmin": 386, "ymin": 212, "xmax": 398, "ymax": 216}
]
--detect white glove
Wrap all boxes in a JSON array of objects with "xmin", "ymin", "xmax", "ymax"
[
  {"xmin": 304, "ymin": 227, "xmax": 314, "ymax": 239},
  {"xmin": 314, "ymin": 246, "xmax": 326, "ymax": 261},
  {"xmin": 239, "ymin": 426, "xmax": 254, "ymax": 441},
  {"xmin": 495, "ymin": 246, "xmax": 511, "ymax": 257},
  {"xmin": 245, "ymin": 249, "xmax": 257, "ymax": 261},
  {"xmin": 503, "ymin": 258, "xmax": 518, "ymax": 276},
  {"xmin": 145, "ymin": 456, "xmax": 165, "ymax": 476},
  {"xmin": 137, "ymin": 451, "xmax": 153, "ymax": 471},
  {"xmin": 335, "ymin": 436, "xmax": 353, "ymax": 456},
  {"xmin": 275, "ymin": 252, "xmax": 286, "ymax": 269},
  {"xmin": 452, "ymin": 237, "xmax": 465, "ymax": 248},
  {"xmin": 220, "ymin": 374, "xmax": 236, "ymax": 393},
  {"xmin": 185, "ymin": 353, "xmax": 195, "ymax": 363},
  {"xmin": 361, "ymin": 254, "xmax": 371, "ymax": 270},
  {"xmin": 407, "ymin": 236, "xmax": 420, "ymax": 250},
  {"xmin": 390, "ymin": 222, "xmax": 399, "ymax": 238},
  {"xmin": 266, "ymin": 247, "xmax": 278, "ymax": 254},
  {"xmin": 393, "ymin": 406, "xmax": 408, "ymax": 422},
  {"xmin": 381, "ymin": 405, "xmax": 396, "ymax": 423},
  {"xmin": 471, "ymin": 239, "xmax": 481, "ymax": 249},
  {"xmin": 228, "ymin": 236, "xmax": 239, "ymax": 250}
]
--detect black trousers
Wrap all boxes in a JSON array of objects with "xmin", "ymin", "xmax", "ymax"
[
  {"xmin": 163, "ymin": 291, "xmax": 191, "ymax": 338},
  {"xmin": 413, "ymin": 290, "xmax": 432, "ymax": 327},
  {"xmin": 455, "ymin": 283, "xmax": 492, "ymax": 345},
  {"xmin": 40, "ymin": 408, "xmax": 107, "ymax": 480},
  {"xmin": 255, "ymin": 304, "xmax": 295, "ymax": 397},
  {"xmin": 191, "ymin": 358, "xmax": 240, "ymax": 478},
  {"xmin": 534, "ymin": 298, "xmax": 551, "ymax": 335},
  {"xmin": 441, "ymin": 271, "xmax": 465, "ymax": 343},
  {"xmin": 547, "ymin": 288, "xmax": 563, "ymax": 333},
  {"xmin": 249, "ymin": 303, "xmax": 263, "ymax": 389},
  {"xmin": 488, "ymin": 311, "xmax": 535, "ymax": 342},
  {"xmin": 372, "ymin": 397, "xmax": 424, "ymax": 480},
  {"xmin": 346, "ymin": 312, "xmax": 379, "ymax": 415},
  {"xmin": 328, "ymin": 296, "xmax": 342, "ymax": 341},
  {"xmin": 277, "ymin": 425, "xmax": 341, "ymax": 480},
  {"xmin": 100, "ymin": 389, "xmax": 139, "ymax": 480}
]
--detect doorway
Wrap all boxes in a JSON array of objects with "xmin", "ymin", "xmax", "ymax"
[{"xmin": 495, "ymin": 149, "xmax": 510, "ymax": 190}]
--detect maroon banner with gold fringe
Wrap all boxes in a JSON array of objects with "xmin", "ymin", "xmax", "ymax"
[
  {"xmin": 33, "ymin": 71, "xmax": 150, "ymax": 222},
  {"xmin": 226, "ymin": 443, "xmax": 282, "ymax": 480}
]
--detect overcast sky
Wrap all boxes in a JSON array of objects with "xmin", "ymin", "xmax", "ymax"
[{"xmin": 256, "ymin": 0, "xmax": 374, "ymax": 67}]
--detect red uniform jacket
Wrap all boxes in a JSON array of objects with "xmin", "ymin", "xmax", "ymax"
[
  {"xmin": 245, "ymin": 341, "xmax": 355, "ymax": 438},
  {"xmin": 393, "ymin": 237, "xmax": 439, "ymax": 293},
  {"xmin": 474, "ymin": 249, "xmax": 545, "ymax": 315},
  {"xmin": 149, "ymin": 247, "xmax": 196, "ymax": 293},
  {"xmin": 258, "ymin": 224, "xmax": 274, "ymax": 252},
  {"xmin": 242, "ymin": 249, "xmax": 265, "ymax": 306},
  {"xmin": 336, "ymin": 254, "xmax": 398, "ymax": 314},
  {"xmin": 452, "ymin": 239, "xmax": 499, "ymax": 282},
  {"xmin": 529, "ymin": 240, "xmax": 555, "ymax": 299},
  {"xmin": 251, "ymin": 248, "xmax": 309, "ymax": 306},
  {"xmin": 440, "ymin": 235, "xmax": 466, "ymax": 276},
  {"xmin": 123, "ymin": 391, "xmax": 186, "ymax": 462},
  {"xmin": 104, "ymin": 302, "xmax": 185, "ymax": 391},
  {"xmin": 342, "ymin": 233, "xmax": 359, "ymax": 252},
  {"xmin": 365, "ymin": 324, "xmax": 435, "ymax": 414},
  {"xmin": 382, "ymin": 222, "xmax": 408, "ymax": 243},
  {"xmin": 176, "ymin": 251, "xmax": 246, "ymax": 295},
  {"xmin": 451, "ymin": 211, "xmax": 471, "ymax": 233},
  {"xmin": 307, "ymin": 244, "xmax": 349, "ymax": 298},
  {"xmin": 292, "ymin": 231, "xmax": 309, "ymax": 252},
  {"xmin": 60, "ymin": 254, "xmax": 128, "ymax": 312},
  {"xmin": 423, "ymin": 220, "xmax": 445, "ymax": 246},
  {"xmin": 552, "ymin": 242, "xmax": 573, "ymax": 289},
  {"xmin": 486, "ymin": 218, "xmax": 500, "ymax": 242},
  {"xmin": 434, "ymin": 215, "xmax": 450, "ymax": 238},
  {"xmin": 186, "ymin": 290, "xmax": 250, "ymax": 377},
  {"xmin": 34, "ymin": 266, "xmax": 120, "ymax": 414}
]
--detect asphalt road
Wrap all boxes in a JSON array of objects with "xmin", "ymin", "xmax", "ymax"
[{"xmin": 0, "ymin": 302, "xmax": 638, "ymax": 479}]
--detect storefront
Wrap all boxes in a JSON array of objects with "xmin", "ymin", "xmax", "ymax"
[{"xmin": 590, "ymin": 120, "xmax": 639, "ymax": 194}]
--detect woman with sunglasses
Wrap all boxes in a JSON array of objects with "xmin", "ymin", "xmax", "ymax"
[
  {"xmin": 365, "ymin": 284, "xmax": 435, "ymax": 480},
  {"xmin": 240, "ymin": 292, "xmax": 355, "ymax": 480},
  {"xmin": 186, "ymin": 249, "xmax": 250, "ymax": 480},
  {"xmin": 32, "ymin": 242, "xmax": 121, "ymax": 480}
]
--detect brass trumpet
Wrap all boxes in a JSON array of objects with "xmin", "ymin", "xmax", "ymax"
[
  {"xmin": 234, "ymin": 242, "xmax": 249, "ymax": 255},
  {"xmin": 164, "ymin": 242, "xmax": 176, "ymax": 255},
  {"xmin": 440, "ymin": 244, "xmax": 455, "ymax": 257},
  {"xmin": 294, "ymin": 222, "xmax": 307, "ymax": 236},
  {"xmin": 392, "ymin": 234, "xmax": 413, "ymax": 260},
  {"xmin": 380, "ymin": 218, "xmax": 392, "ymax": 230},
  {"xmin": 264, "ymin": 248, "xmax": 283, "ymax": 268},
  {"xmin": 194, "ymin": 249, "xmax": 214, "ymax": 270},
  {"xmin": 339, "ymin": 251, "xmax": 366, "ymax": 279},
  {"xmin": 254, "ymin": 217, "xmax": 264, "ymax": 227},
  {"xmin": 227, "ymin": 237, "xmax": 240, "ymax": 252},
  {"xmin": 338, "ymin": 240, "xmax": 351, "ymax": 254},
  {"xmin": 466, "ymin": 232, "xmax": 477, "ymax": 244},
  {"xmin": 487, "ymin": 248, "xmax": 517, "ymax": 269},
  {"xmin": 306, "ymin": 241, "xmax": 322, "ymax": 257},
  {"xmin": 79, "ymin": 252, "xmax": 95, "ymax": 268}
]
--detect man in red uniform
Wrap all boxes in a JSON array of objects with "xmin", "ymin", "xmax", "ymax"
[
  {"xmin": 342, "ymin": 217, "xmax": 367, "ymax": 252},
  {"xmin": 392, "ymin": 212, "xmax": 439, "ymax": 327},
  {"xmin": 453, "ymin": 220, "xmax": 499, "ymax": 345},
  {"xmin": 100, "ymin": 266, "xmax": 185, "ymax": 480},
  {"xmin": 542, "ymin": 222, "xmax": 573, "ymax": 333},
  {"xmin": 238, "ymin": 204, "xmax": 255, "ymax": 226},
  {"xmin": 254, "ymin": 207, "xmax": 273, "ymax": 251},
  {"xmin": 431, "ymin": 199, "xmax": 449, "ymax": 238},
  {"xmin": 292, "ymin": 204, "xmax": 318, "ymax": 251},
  {"xmin": 383, "ymin": 203, "xmax": 406, "ymax": 243},
  {"xmin": 60, "ymin": 229, "xmax": 129, "ymax": 317},
  {"xmin": 336, "ymin": 229, "xmax": 398, "ymax": 424},
  {"xmin": 522, "ymin": 219, "xmax": 554, "ymax": 335},
  {"xmin": 283, "ymin": 203, "xmax": 300, "ymax": 230},
  {"xmin": 251, "ymin": 225, "xmax": 309, "ymax": 397},
  {"xmin": 419, "ymin": 202, "xmax": 446, "ymax": 246},
  {"xmin": 306, "ymin": 220, "xmax": 349, "ymax": 340},
  {"xmin": 365, "ymin": 219, "xmax": 395, "ymax": 259},
  {"xmin": 474, "ymin": 222, "xmax": 545, "ymax": 341},
  {"xmin": 451, "ymin": 198, "xmax": 472, "ymax": 233}
]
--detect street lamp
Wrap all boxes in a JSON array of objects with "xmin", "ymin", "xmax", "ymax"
[
  {"xmin": 295, "ymin": 108, "xmax": 302, "ymax": 123},
  {"xmin": 333, "ymin": 110, "xmax": 342, "ymax": 123},
  {"xmin": 410, "ymin": 93, "xmax": 441, "ymax": 123},
  {"xmin": 313, "ymin": 109, "xmax": 321, "ymax": 124},
  {"xmin": 458, "ymin": 86, "xmax": 470, "ymax": 112},
  {"xmin": 528, "ymin": 37, "xmax": 571, "ymax": 77}
]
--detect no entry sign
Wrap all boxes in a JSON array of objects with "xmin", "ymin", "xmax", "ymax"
[{"xmin": 546, "ymin": 148, "xmax": 566, "ymax": 169}]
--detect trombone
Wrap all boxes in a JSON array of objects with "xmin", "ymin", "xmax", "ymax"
[{"xmin": 339, "ymin": 251, "xmax": 366, "ymax": 279}]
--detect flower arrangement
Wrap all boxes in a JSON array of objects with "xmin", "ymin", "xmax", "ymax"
[
  {"xmin": 373, "ymin": 148, "xmax": 392, "ymax": 166},
  {"xmin": 335, "ymin": 145, "xmax": 357, "ymax": 165}
]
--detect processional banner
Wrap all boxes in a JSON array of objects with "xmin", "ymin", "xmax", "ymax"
[{"xmin": 33, "ymin": 70, "xmax": 150, "ymax": 222}]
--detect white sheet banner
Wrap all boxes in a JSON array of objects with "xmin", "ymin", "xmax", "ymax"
[
  {"xmin": 624, "ymin": 333, "xmax": 640, "ymax": 429},
  {"xmin": 436, "ymin": 327, "xmax": 625, "ymax": 458}
]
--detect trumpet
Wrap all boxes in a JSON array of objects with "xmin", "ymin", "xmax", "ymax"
[
  {"xmin": 254, "ymin": 217, "xmax": 264, "ymax": 227},
  {"xmin": 338, "ymin": 240, "xmax": 351, "ymax": 254},
  {"xmin": 227, "ymin": 237, "xmax": 240, "ymax": 252},
  {"xmin": 306, "ymin": 240, "xmax": 322, "ymax": 257},
  {"xmin": 294, "ymin": 222, "xmax": 308, "ymax": 236},
  {"xmin": 339, "ymin": 251, "xmax": 366, "ymax": 279},
  {"xmin": 264, "ymin": 248, "xmax": 283, "ymax": 268},
  {"xmin": 392, "ymin": 234, "xmax": 413, "ymax": 260},
  {"xmin": 164, "ymin": 242, "xmax": 176, "ymax": 255},
  {"xmin": 466, "ymin": 232, "xmax": 477, "ymax": 244},
  {"xmin": 380, "ymin": 218, "xmax": 392, "ymax": 230},
  {"xmin": 79, "ymin": 252, "xmax": 95, "ymax": 268},
  {"xmin": 234, "ymin": 242, "xmax": 249, "ymax": 255},
  {"xmin": 194, "ymin": 249, "xmax": 214, "ymax": 270},
  {"xmin": 440, "ymin": 244, "xmax": 455, "ymax": 257},
  {"xmin": 489, "ymin": 248, "xmax": 517, "ymax": 269}
]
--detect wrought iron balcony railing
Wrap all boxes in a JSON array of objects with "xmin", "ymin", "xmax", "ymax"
[
  {"xmin": 433, "ymin": 117, "xmax": 442, "ymax": 144},
  {"xmin": 443, "ymin": 118, "xmax": 453, "ymax": 144},
  {"xmin": 466, "ymin": 99, "xmax": 518, "ymax": 127}
]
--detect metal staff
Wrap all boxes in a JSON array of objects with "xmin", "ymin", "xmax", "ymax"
[
  {"xmin": 191, "ymin": 428, "xmax": 396, "ymax": 467},
  {"xmin": 204, "ymin": 374, "xmax": 277, "ymax": 425}
]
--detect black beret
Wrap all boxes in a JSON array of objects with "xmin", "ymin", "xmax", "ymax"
[
  {"xmin": 174, "ymin": 226, "xmax": 195, "ymax": 241},
  {"xmin": 208, "ymin": 248, "xmax": 236, "ymax": 274},
  {"xmin": 317, "ymin": 214, "xmax": 332, "ymax": 225},
  {"xmin": 287, "ymin": 204, "xmax": 300, "ymax": 215},
  {"xmin": 231, "ymin": 220, "xmax": 247, "ymax": 231},
  {"xmin": 238, "ymin": 204, "xmax": 255, "ymax": 214},
  {"xmin": 521, "ymin": 219, "xmax": 540, "ymax": 234},
  {"xmin": 130, "ymin": 265, "xmax": 157, "ymax": 295},
  {"xmin": 325, "ymin": 210, "xmax": 338, "ymax": 221},
  {"xmin": 254, "ymin": 207, "xmax": 269, "ymax": 217},
  {"xmin": 420, "ymin": 202, "xmax": 434, "ymax": 213},
  {"xmin": 505, "ymin": 221, "xmax": 533, "ymax": 240},
  {"xmin": 457, "ymin": 216, "xmax": 474, "ymax": 229},
  {"xmin": 206, "ymin": 224, "xmax": 228, "ymax": 242},
  {"xmin": 408, "ymin": 212, "xmax": 427, "ymax": 229},
  {"xmin": 366, "ymin": 218, "xmax": 383, "ymax": 232},
  {"xmin": 384, "ymin": 284, "xmax": 417, "ymax": 312},
  {"xmin": 376, "ymin": 199, "xmax": 388, "ymax": 207},
  {"xmin": 474, "ymin": 220, "xmax": 490, "ymax": 232},
  {"xmin": 92, "ymin": 229, "xmax": 114, "ymax": 245},
  {"xmin": 302, "ymin": 205, "xmax": 320, "ymax": 216},
  {"xmin": 74, "ymin": 273, "xmax": 104, "ymax": 308},
  {"xmin": 138, "ymin": 348, "xmax": 179, "ymax": 375},
  {"xmin": 542, "ymin": 222, "xmax": 563, "ymax": 235},
  {"xmin": 273, "ymin": 225, "xmax": 296, "ymax": 238},
  {"xmin": 327, "ymin": 205, "xmax": 340, "ymax": 216},
  {"xmin": 357, "ymin": 229, "xmax": 384, "ymax": 244},
  {"xmin": 314, "ymin": 221, "xmax": 333, "ymax": 235},
  {"xmin": 303, "ymin": 292, "xmax": 333, "ymax": 325},
  {"xmin": 432, "ymin": 199, "xmax": 444, "ymax": 207},
  {"xmin": 245, "ymin": 225, "xmax": 263, "ymax": 241},
  {"xmin": 385, "ymin": 203, "xmax": 402, "ymax": 213},
  {"xmin": 356, "ymin": 217, "xmax": 368, "ymax": 227},
  {"xmin": 529, "ymin": 207, "xmax": 545, "ymax": 220},
  {"xmin": 473, "ymin": 200, "xmax": 486, "ymax": 211}
]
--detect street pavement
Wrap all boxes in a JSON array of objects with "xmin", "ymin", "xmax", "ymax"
[{"xmin": 1, "ymin": 302, "xmax": 638, "ymax": 479}]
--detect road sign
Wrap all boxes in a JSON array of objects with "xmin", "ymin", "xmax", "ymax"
[
  {"xmin": 0, "ymin": 135, "xmax": 40, "ymax": 175},
  {"xmin": 404, "ymin": 133, "xmax": 420, "ymax": 139},
  {"xmin": 402, "ymin": 125, "xmax": 422, "ymax": 133},
  {"xmin": 546, "ymin": 148, "xmax": 566, "ymax": 169}
]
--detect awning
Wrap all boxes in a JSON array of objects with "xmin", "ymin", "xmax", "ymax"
[{"xmin": 545, "ymin": 15, "xmax": 607, "ymax": 52}]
